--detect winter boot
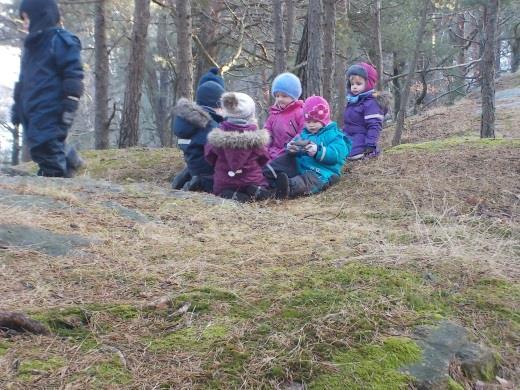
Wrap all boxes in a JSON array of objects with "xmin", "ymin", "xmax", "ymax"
[
  {"xmin": 220, "ymin": 189, "xmax": 251, "ymax": 203},
  {"xmin": 183, "ymin": 175, "xmax": 203, "ymax": 192},
  {"xmin": 275, "ymin": 172, "xmax": 290, "ymax": 199},
  {"xmin": 171, "ymin": 166, "xmax": 191, "ymax": 189},
  {"xmin": 245, "ymin": 185, "xmax": 275, "ymax": 201}
]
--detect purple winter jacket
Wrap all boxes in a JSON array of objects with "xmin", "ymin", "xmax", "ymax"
[
  {"xmin": 265, "ymin": 100, "xmax": 305, "ymax": 161},
  {"xmin": 343, "ymin": 92, "xmax": 390, "ymax": 157},
  {"xmin": 205, "ymin": 121, "xmax": 270, "ymax": 195}
]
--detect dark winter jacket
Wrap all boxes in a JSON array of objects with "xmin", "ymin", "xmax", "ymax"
[
  {"xmin": 172, "ymin": 98, "xmax": 223, "ymax": 176},
  {"xmin": 14, "ymin": 27, "xmax": 84, "ymax": 148},
  {"xmin": 342, "ymin": 91, "xmax": 391, "ymax": 156},
  {"xmin": 205, "ymin": 121, "xmax": 270, "ymax": 195}
]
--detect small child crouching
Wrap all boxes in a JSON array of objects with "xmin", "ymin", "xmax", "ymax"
[
  {"xmin": 264, "ymin": 96, "xmax": 351, "ymax": 199},
  {"xmin": 204, "ymin": 92, "xmax": 273, "ymax": 202}
]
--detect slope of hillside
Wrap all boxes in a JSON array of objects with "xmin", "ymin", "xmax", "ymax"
[{"xmin": 0, "ymin": 75, "xmax": 519, "ymax": 389}]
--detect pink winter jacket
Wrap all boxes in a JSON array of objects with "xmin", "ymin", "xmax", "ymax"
[{"xmin": 264, "ymin": 100, "xmax": 305, "ymax": 160}]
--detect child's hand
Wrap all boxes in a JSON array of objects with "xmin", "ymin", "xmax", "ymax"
[
  {"xmin": 305, "ymin": 142, "xmax": 318, "ymax": 157},
  {"xmin": 287, "ymin": 141, "xmax": 299, "ymax": 154}
]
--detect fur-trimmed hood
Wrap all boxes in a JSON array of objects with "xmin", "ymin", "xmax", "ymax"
[
  {"xmin": 172, "ymin": 98, "xmax": 211, "ymax": 128},
  {"xmin": 207, "ymin": 127, "xmax": 270, "ymax": 149}
]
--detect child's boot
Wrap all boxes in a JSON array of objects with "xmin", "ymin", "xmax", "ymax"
[
  {"xmin": 220, "ymin": 189, "xmax": 251, "ymax": 203},
  {"xmin": 171, "ymin": 166, "xmax": 191, "ymax": 189},
  {"xmin": 65, "ymin": 145, "xmax": 85, "ymax": 177},
  {"xmin": 275, "ymin": 172, "xmax": 290, "ymax": 199},
  {"xmin": 246, "ymin": 185, "xmax": 275, "ymax": 201}
]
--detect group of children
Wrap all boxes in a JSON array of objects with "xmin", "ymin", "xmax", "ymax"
[
  {"xmin": 172, "ymin": 63, "xmax": 389, "ymax": 202},
  {"xmin": 11, "ymin": 0, "xmax": 389, "ymax": 197}
]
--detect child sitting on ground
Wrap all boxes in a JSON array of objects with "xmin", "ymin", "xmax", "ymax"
[
  {"xmin": 264, "ymin": 72, "xmax": 305, "ymax": 161},
  {"xmin": 171, "ymin": 68, "xmax": 225, "ymax": 192},
  {"xmin": 204, "ymin": 92, "xmax": 273, "ymax": 202},
  {"xmin": 343, "ymin": 62, "xmax": 390, "ymax": 160},
  {"xmin": 264, "ymin": 96, "xmax": 351, "ymax": 199}
]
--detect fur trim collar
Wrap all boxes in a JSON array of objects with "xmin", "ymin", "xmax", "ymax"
[
  {"xmin": 172, "ymin": 98, "xmax": 211, "ymax": 127},
  {"xmin": 373, "ymin": 91, "xmax": 393, "ymax": 113},
  {"xmin": 207, "ymin": 127, "xmax": 270, "ymax": 149}
]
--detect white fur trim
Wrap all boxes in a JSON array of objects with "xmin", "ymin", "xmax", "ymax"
[{"xmin": 207, "ymin": 127, "xmax": 270, "ymax": 149}]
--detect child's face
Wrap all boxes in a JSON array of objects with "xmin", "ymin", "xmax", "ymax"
[
  {"xmin": 349, "ymin": 75, "xmax": 366, "ymax": 95},
  {"xmin": 21, "ymin": 12, "xmax": 30, "ymax": 32},
  {"xmin": 274, "ymin": 92, "xmax": 293, "ymax": 108},
  {"xmin": 305, "ymin": 120, "xmax": 323, "ymax": 133}
]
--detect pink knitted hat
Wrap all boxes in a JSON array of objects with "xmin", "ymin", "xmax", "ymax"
[{"xmin": 303, "ymin": 96, "xmax": 331, "ymax": 126}]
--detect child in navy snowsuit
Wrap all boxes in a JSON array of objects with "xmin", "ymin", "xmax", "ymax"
[
  {"xmin": 171, "ymin": 68, "xmax": 225, "ymax": 192},
  {"xmin": 11, "ymin": 0, "xmax": 85, "ymax": 177},
  {"xmin": 343, "ymin": 62, "xmax": 390, "ymax": 160}
]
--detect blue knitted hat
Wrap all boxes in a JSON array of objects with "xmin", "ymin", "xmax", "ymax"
[
  {"xmin": 198, "ymin": 67, "xmax": 225, "ymax": 88},
  {"xmin": 20, "ymin": 0, "xmax": 60, "ymax": 33},
  {"xmin": 196, "ymin": 80, "xmax": 225, "ymax": 108},
  {"xmin": 271, "ymin": 72, "xmax": 302, "ymax": 100}
]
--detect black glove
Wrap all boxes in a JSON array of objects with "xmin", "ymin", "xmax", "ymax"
[
  {"xmin": 62, "ymin": 96, "xmax": 80, "ymax": 126},
  {"xmin": 11, "ymin": 105, "xmax": 20, "ymax": 126}
]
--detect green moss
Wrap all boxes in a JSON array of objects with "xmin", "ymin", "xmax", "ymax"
[
  {"xmin": 148, "ymin": 323, "xmax": 230, "ymax": 352},
  {"xmin": 387, "ymin": 136, "xmax": 520, "ymax": 154},
  {"xmin": 87, "ymin": 356, "xmax": 132, "ymax": 385},
  {"xmin": 447, "ymin": 378, "xmax": 465, "ymax": 390},
  {"xmin": 0, "ymin": 341, "xmax": 10, "ymax": 357},
  {"xmin": 18, "ymin": 357, "xmax": 65, "ymax": 381},
  {"xmin": 310, "ymin": 337, "xmax": 422, "ymax": 389}
]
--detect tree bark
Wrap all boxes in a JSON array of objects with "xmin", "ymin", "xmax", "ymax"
[
  {"xmin": 294, "ymin": 15, "xmax": 309, "ymax": 98},
  {"xmin": 392, "ymin": 0, "xmax": 430, "ymax": 146},
  {"xmin": 480, "ymin": 0, "xmax": 500, "ymax": 139},
  {"xmin": 94, "ymin": 0, "xmax": 110, "ymax": 149},
  {"xmin": 322, "ymin": 0, "xmax": 336, "ymax": 103},
  {"xmin": 373, "ymin": 0, "xmax": 383, "ymax": 89},
  {"xmin": 306, "ymin": 0, "xmax": 323, "ymax": 96},
  {"xmin": 194, "ymin": 1, "xmax": 222, "ymax": 83},
  {"xmin": 273, "ymin": 0, "xmax": 285, "ymax": 75},
  {"xmin": 119, "ymin": 0, "xmax": 151, "ymax": 148},
  {"xmin": 175, "ymin": 0, "xmax": 194, "ymax": 100},
  {"xmin": 392, "ymin": 52, "xmax": 404, "ymax": 118},
  {"xmin": 11, "ymin": 124, "xmax": 20, "ymax": 165},
  {"xmin": 509, "ymin": 23, "xmax": 519, "ymax": 73},
  {"xmin": 284, "ymin": 0, "xmax": 295, "ymax": 54}
]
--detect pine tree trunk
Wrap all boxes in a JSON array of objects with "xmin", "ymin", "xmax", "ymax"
[
  {"xmin": 373, "ymin": 0, "xmax": 383, "ymax": 89},
  {"xmin": 119, "ymin": 0, "xmax": 151, "ymax": 148},
  {"xmin": 392, "ymin": 52, "xmax": 403, "ymax": 118},
  {"xmin": 155, "ymin": 12, "xmax": 171, "ymax": 147},
  {"xmin": 285, "ymin": 0, "xmax": 295, "ymax": 53},
  {"xmin": 512, "ymin": 35, "xmax": 520, "ymax": 73},
  {"xmin": 194, "ymin": 1, "xmax": 222, "ymax": 83},
  {"xmin": 307, "ymin": 0, "xmax": 323, "ymax": 97},
  {"xmin": 175, "ymin": 0, "xmax": 194, "ymax": 100},
  {"xmin": 392, "ymin": 0, "xmax": 430, "ymax": 146},
  {"xmin": 295, "ymin": 16, "xmax": 309, "ymax": 98},
  {"xmin": 94, "ymin": 0, "xmax": 110, "ymax": 149},
  {"xmin": 11, "ymin": 125, "xmax": 20, "ymax": 165},
  {"xmin": 273, "ymin": 0, "xmax": 285, "ymax": 75},
  {"xmin": 480, "ymin": 0, "xmax": 499, "ymax": 139},
  {"xmin": 322, "ymin": 0, "xmax": 336, "ymax": 103}
]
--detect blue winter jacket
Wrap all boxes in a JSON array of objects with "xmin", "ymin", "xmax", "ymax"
[
  {"xmin": 14, "ymin": 27, "xmax": 84, "ymax": 148},
  {"xmin": 172, "ymin": 98, "xmax": 224, "ymax": 176},
  {"xmin": 291, "ymin": 121, "xmax": 351, "ymax": 183}
]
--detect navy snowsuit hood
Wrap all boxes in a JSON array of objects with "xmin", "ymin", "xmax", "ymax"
[{"xmin": 20, "ymin": 0, "xmax": 60, "ymax": 33}]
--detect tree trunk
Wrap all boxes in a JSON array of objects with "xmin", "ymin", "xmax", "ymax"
[
  {"xmin": 119, "ymin": 0, "xmax": 151, "ymax": 148},
  {"xmin": 294, "ymin": 15, "xmax": 309, "ymax": 98},
  {"xmin": 273, "ymin": 0, "xmax": 285, "ymax": 75},
  {"xmin": 322, "ymin": 0, "xmax": 336, "ymax": 103},
  {"xmin": 392, "ymin": 52, "xmax": 403, "ymax": 118},
  {"xmin": 373, "ymin": 0, "xmax": 383, "ymax": 89},
  {"xmin": 94, "ymin": 0, "xmax": 110, "ymax": 149},
  {"xmin": 21, "ymin": 134, "xmax": 30, "ymax": 162},
  {"xmin": 194, "ymin": 0, "xmax": 222, "ymax": 83},
  {"xmin": 335, "ymin": 54, "xmax": 346, "ymax": 124},
  {"xmin": 512, "ymin": 35, "xmax": 520, "ymax": 73},
  {"xmin": 480, "ymin": 0, "xmax": 499, "ymax": 139},
  {"xmin": 306, "ymin": 0, "xmax": 323, "ymax": 97},
  {"xmin": 284, "ymin": 0, "xmax": 295, "ymax": 54},
  {"xmin": 392, "ymin": 0, "xmax": 430, "ymax": 146},
  {"xmin": 175, "ymin": 0, "xmax": 194, "ymax": 100},
  {"xmin": 11, "ymin": 125, "xmax": 20, "ymax": 165}
]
